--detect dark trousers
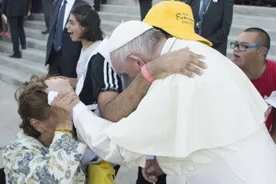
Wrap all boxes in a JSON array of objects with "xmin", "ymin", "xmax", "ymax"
[
  {"xmin": 94, "ymin": 0, "xmax": 106, "ymax": 10},
  {"xmin": 136, "ymin": 167, "xmax": 167, "ymax": 184},
  {"xmin": 48, "ymin": 48, "xmax": 62, "ymax": 76},
  {"xmin": 7, "ymin": 16, "xmax": 26, "ymax": 54},
  {"xmin": 94, "ymin": 0, "xmax": 100, "ymax": 9},
  {"xmin": 0, "ymin": 10, "xmax": 2, "ymax": 30},
  {"xmin": 0, "ymin": 168, "xmax": 5, "ymax": 183},
  {"xmin": 139, "ymin": 0, "xmax": 152, "ymax": 20},
  {"xmin": 48, "ymin": 47, "xmax": 79, "ymax": 77},
  {"xmin": 41, "ymin": 0, "xmax": 52, "ymax": 29}
]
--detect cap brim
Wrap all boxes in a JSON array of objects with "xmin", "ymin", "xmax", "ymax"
[
  {"xmin": 161, "ymin": 26, "xmax": 213, "ymax": 47},
  {"xmin": 185, "ymin": 33, "xmax": 213, "ymax": 47}
]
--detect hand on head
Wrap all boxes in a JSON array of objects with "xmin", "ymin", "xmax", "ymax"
[
  {"xmin": 45, "ymin": 77, "xmax": 73, "ymax": 95},
  {"xmin": 50, "ymin": 91, "xmax": 79, "ymax": 130},
  {"xmin": 148, "ymin": 47, "xmax": 207, "ymax": 79},
  {"xmin": 142, "ymin": 159, "xmax": 164, "ymax": 183},
  {"xmin": 45, "ymin": 77, "xmax": 78, "ymax": 130},
  {"xmin": 168, "ymin": 47, "xmax": 207, "ymax": 77}
]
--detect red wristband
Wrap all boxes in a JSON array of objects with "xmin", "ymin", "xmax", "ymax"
[{"xmin": 141, "ymin": 65, "xmax": 155, "ymax": 83}]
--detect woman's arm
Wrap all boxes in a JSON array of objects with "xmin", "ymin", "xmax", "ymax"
[{"xmin": 3, "ymin": 132, "xmax": 87, "ymax": 183}]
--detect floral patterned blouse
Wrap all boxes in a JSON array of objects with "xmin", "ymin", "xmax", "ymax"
[{"xmin": 3, "ymin": 130, "xmax": 87, "ymax": 184}]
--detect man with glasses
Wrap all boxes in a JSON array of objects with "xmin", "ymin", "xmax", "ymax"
[{"xmin": 231, "ymin": 27, "xmax": 276, "ymax": 142}]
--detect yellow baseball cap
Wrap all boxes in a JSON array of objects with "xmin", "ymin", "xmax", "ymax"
[{"xmin": 143, "ymin": 0, "xmax": 212, "ymax": 46}]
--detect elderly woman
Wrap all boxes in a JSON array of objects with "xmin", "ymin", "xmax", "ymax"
[{"xmin": 2, "ymin": 76, "xmax": 86, "ymax": 183}]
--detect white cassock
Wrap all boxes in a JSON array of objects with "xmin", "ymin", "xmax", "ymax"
[{"xmin": 72, "ymin": 38, "xmax": 276, "ymax": 184}]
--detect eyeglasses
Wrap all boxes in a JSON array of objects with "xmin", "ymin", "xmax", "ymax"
[{"xmin": 230, "ymin": 42, "xmax": 262, "ymax": 51}]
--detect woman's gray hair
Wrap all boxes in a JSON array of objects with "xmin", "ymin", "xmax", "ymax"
[{"xmin": 110, "ymin": 28, "xmax": 166, "ymax": 64}]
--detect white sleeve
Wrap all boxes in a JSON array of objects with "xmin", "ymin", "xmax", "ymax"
[{"xmin": 73, "ymin": 102, "xmax": 146, "ymax": 167}]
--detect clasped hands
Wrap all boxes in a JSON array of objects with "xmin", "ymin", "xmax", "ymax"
[{"xmin": 142, "ymin": 158, "xmax": 165, "ymax": 183}]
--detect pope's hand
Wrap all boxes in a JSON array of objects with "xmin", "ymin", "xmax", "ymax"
[
  {"xmin": 45, "ymin": 77, "xmax": 73, "ymax": 95},
  {"xmin": 147, "ymin": 47, "xmax": 207, "ymax": 79},
  {"xmin": 51, "ymin": 92, "xmax": 79, "ymax": 130},
  {"xmin": 142, "ymin": 159, "xmax": 164, "ymax": 183}
]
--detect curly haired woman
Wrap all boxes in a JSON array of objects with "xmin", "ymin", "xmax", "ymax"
[{"xmin": 2, "ymin": 76, "xmax": 87, "ymax": 183}]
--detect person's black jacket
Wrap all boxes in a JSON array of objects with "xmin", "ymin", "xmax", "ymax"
[
  {"xmin": 1, "ymin": 0, "xmax": 29, "ymax": 17},
  {"xmin": 185, "ymin": 0, "xmax": 234, "ymax": 55}
]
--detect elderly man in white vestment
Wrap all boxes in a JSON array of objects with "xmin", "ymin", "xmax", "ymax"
[{"xmin": 47, "ymin": 2, "xmax": 276, "ymax": 184}]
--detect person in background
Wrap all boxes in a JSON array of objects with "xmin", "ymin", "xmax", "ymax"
[
  {"xmin": 41, "ymin": 0, "xmax": 53, "ymax": 34},
  {"xmin": 231, "ymin": 27, "xmax": 276, "ymax": 141},
  {"xmin": 265, "ymin": 0, "xmax": 276, "ymax": 6},
  {"xmin": 0, "ymin": 1, "xmax": 2, "ymax": 31},
  {"xmin": 3, "ymin": 76, "xmax": 87, "ymax": 183},
  {"xmin": 0, "ymin": 1, "xmax": 6, "ymax": 180},
  {"xmin": 0, "ymin": 8, "xmax": 10, "ymax": 36},
  {"xmin": 138, "ymin": 0, "xmax": 152, "ymax": 20},
  {"xmin": 63, "ymin": 4, "xmax": 103, "ymax": 88},
  {"xmin": 1, "ymin": 0, "xmax": 28, "ymax": 58},
  {"xmin": 185, "ymin": 0, "xmax": 233, "ymax": 56},
  {"xmin": 45, "ymin": 0, "xmax": 88, "ymax": 78},
  {"xmin": 26, "ymin": 0, "xmax": 33, "ymax": 20},
  {"xmin": 94, "ymin": 0, "xmax": 106, "ymax": 11}
]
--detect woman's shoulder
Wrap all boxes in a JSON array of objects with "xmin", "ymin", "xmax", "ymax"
[
  {"xmin": 87, "ymin": 53, "xmax": 106, "ymax": 73},
  {"xmin": 3, "ymin": 130, "xmax": 47, "ymax": 157},
  {"xmin": 2, "ymin": 132, "xmax": 47, "ymax": 183},
  {"xmin": 89, "ymin": 52, "xmax": 105, "ymax": 62}
]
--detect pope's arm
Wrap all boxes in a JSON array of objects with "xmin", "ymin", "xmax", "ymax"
[
  {"xmin": 73, "ymin": 76, "xmax": 179, "ymax": 168},
  {"xmin": 73, "ymin": 102, "xmax": 147, "ymax": 167}
]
